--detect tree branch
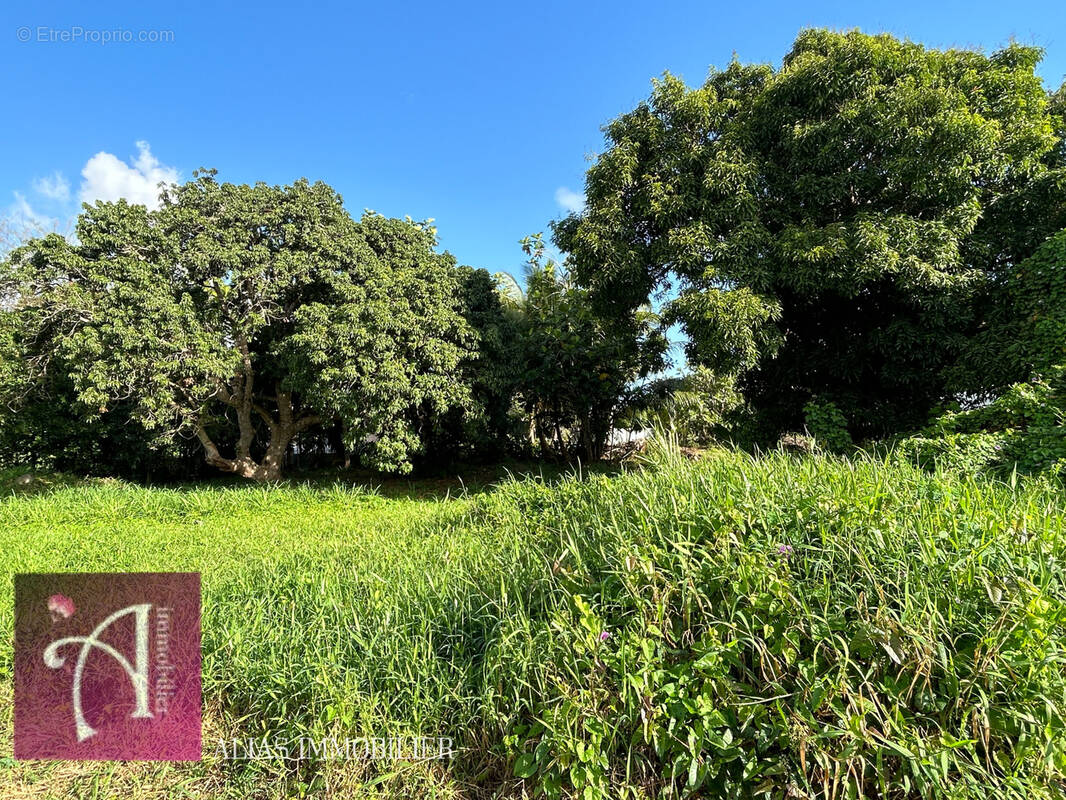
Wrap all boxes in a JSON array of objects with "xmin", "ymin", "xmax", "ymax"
[
  {"xmin": 294, "ymin": 415, "xmax": 322, "ymax": 433},
  {"xmin": 195, "ymin": 422, "xmax": 236, "ymax": 472},
  {"xmin": 251, "ymin": 402, "xmax": 277, "ymax": 430}
]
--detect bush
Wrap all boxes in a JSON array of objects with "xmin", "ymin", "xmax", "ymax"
[
  {"xmin": 803, "ymin": 399, "xmax": 852, "ymax": 453},
  {"xmin": 1005, "ymin": 228, "xmax": 1066, "ymax": 379},
  {"xmin": 0, "ymin": 387, "xmax": 207, "ymax": 481},
  {"xmin": 629, "ymin": 367, "xmax": 744, "ymax": 448},
  {"xmin": 906, "ymin": 366, "xmax": 1066, "ymax": 475},
  {"xmin": 514, "ymin": 235, "xmax": 668, "ymax": 461},
  {"xmin": 894, "ymin": 432, "xmax": 1007, "ymax": 474}
]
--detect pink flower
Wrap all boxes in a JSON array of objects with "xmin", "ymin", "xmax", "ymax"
[
  {"xmin": 599, "ymin": 630, "xmax": 611, "ymax": 641},
  {"xmin": 47, "ymin": 594, "xmax": 75, "ymax": 621}
]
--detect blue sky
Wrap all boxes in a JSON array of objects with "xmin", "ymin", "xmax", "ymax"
[{"xmin": 1, "ymin": 0, "xmax": 1063, "ymax": 277}]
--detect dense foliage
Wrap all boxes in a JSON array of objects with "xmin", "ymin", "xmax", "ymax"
[
  {"xmin": 899, "ymin": 366, "xmax": 1066, "ymax": 476},
  {"xmin": 415, "ymin": 265, "xmax": 525, "ymax": 465},
  {"xmin": 512, "ymin": 234, "xmax": 667, "ymax": 460},
  {"xmin": 974, "ymin": 226, "xmax": 1066, "ymax": 385},
  {"xmin": 0, "ymin": 172, "xmax": 478, "ymax": 479},
  {"xmin": 900, "ymin": 229, "xmax": 1066, "ymax": 475},
  {"xmin": 0, "ymin": 195, "xmax": 660, "ymax": 479},
  {"xmin": 554, "ymin": 29, "xmax": 1066, "ymax": 441},
  {"xmin": 1, "ymin": 29, "xmax": 1064, "ymax": 482},
  {"xmin": 498, "ymin": 448, "xmax": 1066, "ymax": 799},
  {"xmin": 625, "ymin": 366, "xmax": 744, "ymax": 447}
]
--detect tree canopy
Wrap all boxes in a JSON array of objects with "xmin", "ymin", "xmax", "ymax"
[
  {"xmin": 511, "ymin": 234, "xmax": 667, "ymax": 461},
  {"xmin": 554, "ymin": 29, "xmax": 1066, "ymax": 440},
  {"xmin": 2, "ymin": 29, "xmax": 1065, "ymax": 477},
  {"xmin": 0, "ymin": 171, "xmax": 475, "ymax": 480}
]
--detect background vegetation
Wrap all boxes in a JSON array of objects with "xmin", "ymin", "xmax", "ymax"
[
  {"xmin": 1, "ymin": 26, "xmax": 1065, "ymax": 800},
  {"xmin": 3, "ymin": 31, "xmax": 1065, "ymax": 479}
]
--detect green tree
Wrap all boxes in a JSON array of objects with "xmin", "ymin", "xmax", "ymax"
[
  {"xmin": 0, "ymin": 172, "xmax": 475, "ymax": 480},
  {"xmin": 515, "ymin": 235, "xmax": 666, "ymax": 461},
  {"xmin": 917, "ymin": 227, "xmax": 1066, "ymax": 476},
  {"xmin": 0, "ymin": 337, "xmax": 206, "ymax": 481},
  {"xmin": 1002, "ymin": 228, "xmax": 1066, "ymax": 378},
  {"xmin": 555, "ymin": 30, "xmax": 1066, "ymax": 441},
  {"xmin": 415, "ymin": 265, "xmax": 524, "ymax": 465}
]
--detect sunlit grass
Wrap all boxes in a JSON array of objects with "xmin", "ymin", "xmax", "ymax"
[{"xmin": 0, "ymin": 449, "xmax": 1063, "ymax": 798}]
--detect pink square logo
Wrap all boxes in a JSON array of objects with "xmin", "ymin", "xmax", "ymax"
[{"xmin": 14, "ymin": 572, "xmax": 201, "ymax": 760}]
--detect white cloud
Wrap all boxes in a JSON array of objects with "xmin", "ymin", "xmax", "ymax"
[
  {"xmin": 3, "ymin": 142, "xmax": 177, "ymax": 251},
  {"xmin": 12, "ymin": 192, "xmax": 52, "ymax": 227},
  {"xmin": 554, "ymin": 186, "xmax": 586, "ymax": 214},
  {"xmin": 1, "ymin": 192, "xmax": 63, "ymax": 252},
  {"xmin": 32, "ymin": 172, "xmax": 70, "ymax": 202},
  {"xmin": 79, "ymin": 141, "xmax": 179, "ymax": 209}
]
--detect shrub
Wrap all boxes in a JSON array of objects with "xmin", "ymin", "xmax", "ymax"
[
  {"xmin": 803, "ymin": 399, "xmax": 852, "ymax": 453},
  {"xmin": 894, "ymin": 432, "xmax": 1007, "ymax": 474},
  {"xmin": 908, "ymin": 366, "xmax": 1066, "ymax": 475},
  {"xmin": 627, "ymin": 367, "xmax": 744, "ymax": 447}
]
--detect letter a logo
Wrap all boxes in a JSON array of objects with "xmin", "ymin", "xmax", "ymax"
[
  {"xmin": 14, "ymin": 573, "xmax": 202, "ymax": 760},
  {"xmin": 43, "ymin": 603, "xmax": 154, "ymax": 741}
]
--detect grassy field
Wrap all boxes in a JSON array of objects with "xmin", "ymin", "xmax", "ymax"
[{"xmin": 0, "ymin": 448, "xmax": 1064, "ymax": 799}]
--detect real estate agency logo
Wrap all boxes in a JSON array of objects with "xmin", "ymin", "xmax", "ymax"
[{"xmin": 14, "ymin": 572, "xmax": 201, "ymax": 760}]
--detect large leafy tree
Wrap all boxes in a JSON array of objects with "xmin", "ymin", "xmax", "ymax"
[
  {"xmin": 555, "ymin": 29, "xmax": 1066, "ymax": 440},
  {"xmin": 953, "ymin": 226, "xmax": 1066, "ymax": 389},
  {"xmin": 513, "ymin": 235, "xmax": 667, "ymax": 461},
  {"xmin": 0, "ymin": 172, "xmax": 475, "ymax": 480}
]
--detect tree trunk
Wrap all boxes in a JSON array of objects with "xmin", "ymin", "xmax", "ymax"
[
  {"xmin": 329, "ymin": 422, "xmax": 350, "ymax": 469},
  {"xmin": 535, "ymin": 415, "xmax": 549, "ymax": 457},
  {"xmin": 240, "ymin": 425, "xmax": 291, "ymax": 482},
  {"xmin": 196, "ymin": 422, "xmax": 297, "ymax": 482},
  {"xmin": 194, "ymin": 379, "xmax": 320, "ymax": 482},
  {"xmin": 580, "ymin": 411, "xmax": 607, "ymax": 462},
  {"xmin": 554, "ymin": 418, "xmax": 566, "ymax": 459}
]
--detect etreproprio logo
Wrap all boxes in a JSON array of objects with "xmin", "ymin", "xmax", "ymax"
[{"xmin": 14, "ymin": 573, "xmax": 201, "ymax": 760}]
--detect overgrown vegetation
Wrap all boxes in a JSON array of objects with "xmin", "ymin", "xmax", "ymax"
[
  {"xmin": 2, "ymin": 448, "xmax": 1063, "ymax": 798},
  {"xmin": 510, "ymin": 234, "xmax": 667, "ymax": 461},
  {"xmin": 1, "ymin": 24, "xmax": 1065, "ymax": 800},
  {"xmin": 555, "ymin": 29, "xmax": 1066, "ymax": 444},
  {"xmin": 3, "ymin": 30, "xmax": 1066, "ymax": 478}
]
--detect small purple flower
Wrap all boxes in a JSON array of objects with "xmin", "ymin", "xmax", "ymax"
[
  {"xmin": 776, "ymin": 544, "xmax": 794, "ymax": 557},
  {"xmin": 47, "ymin": 593, "xmax": 75, "ymax": 621},
  {"xmin": 599, "ymin": 630, "xmax": 611, "ymax": 642}
]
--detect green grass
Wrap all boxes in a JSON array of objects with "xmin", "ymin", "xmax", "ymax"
[
  {"xmin": 0, "ymin": 466, "xmax": 524, "ymax": 798},
  {"xmin": 1, "ymin": 448, "xmax": 1064, "ymax": 799}
]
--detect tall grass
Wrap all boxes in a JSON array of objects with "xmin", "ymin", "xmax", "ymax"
[
  {"xmin": 1, "ymin": 449, "xmax": 1063, "ymax": 798},
  {"xmin": 478, "ymin": 447, "xmax": 1066, "ymax": 798}
]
